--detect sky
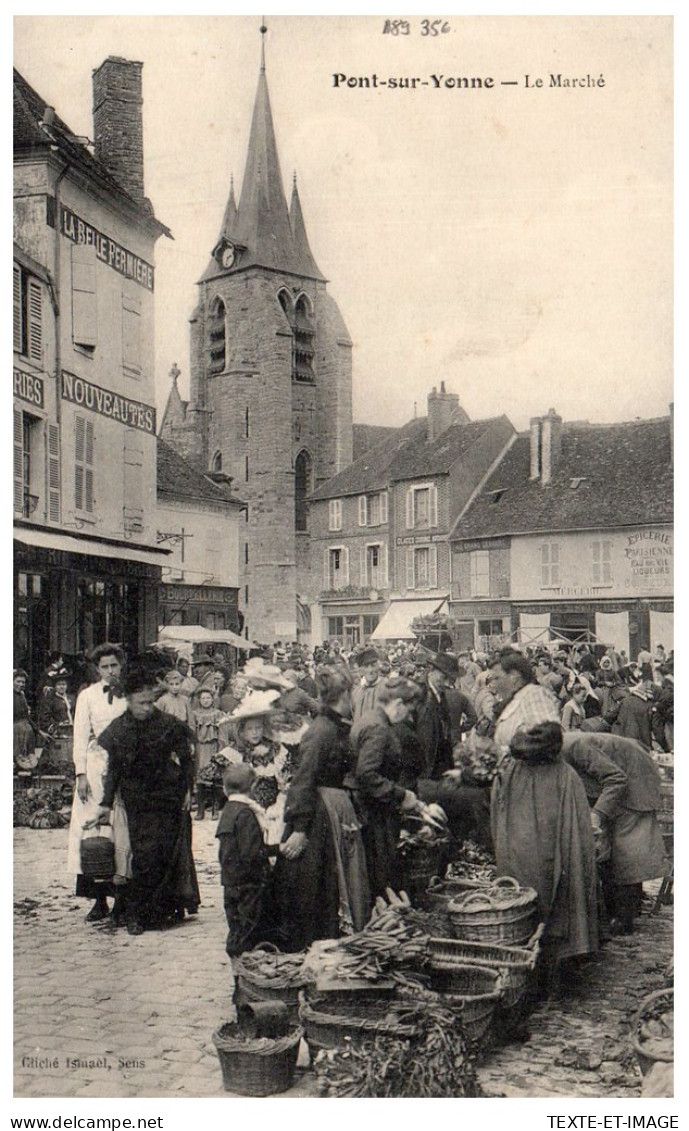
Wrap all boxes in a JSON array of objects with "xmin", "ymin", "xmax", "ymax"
[{"xmin": 12, "ymin": 13, "xmax": 673, "ymax": 432}]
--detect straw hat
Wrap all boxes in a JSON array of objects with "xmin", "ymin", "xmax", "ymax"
[
  {"xmin": 242, "ymin": 657, "xmax": 292, "ymax": 691},
  {"xmin": 229, "ymin": 688, "xmax": 281, "ymax": 720}
]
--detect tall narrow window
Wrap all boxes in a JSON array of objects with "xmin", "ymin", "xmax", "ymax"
[
  {"xmin": 540, "ymin": 542, "xmax": 560, "ymax": 588},
  {"xmin": 75, "ymin": 415, "xmax": 94, "ymax": 513},
  {"xmin": 328, "ymin": 499, "xmax": 343, "ymax": 531},
  {"xmin": 293, "ymin": 294, "xmax": 315, "ymax": 383},
  {"xmin": 406, "ymin": 483, "xmax": 438, "ymax": 529},
  {"xmin": 14, "ymin": 265, "xmax": 43, "ymax": 363},
  {"xmin": 591, "ymin": 540, "xmax": 612, "ymax": 585},
  {"xmin": 208, "ymin": 296, "xmax": 226, "ymax": 375},
  {"xmin": 295, "ymin": 449, "xmax": 312, "ymax": 532},
  {"xmin": 470, "ymin": 550, "xmax": 490, "ymax": 598},
  {"xmin": 13, "ymin": 409, "xmax": 40, "ymax": 516},
  {"xmin": 210, "ymin": 450, "xmax": 223, "ymax": 473}
]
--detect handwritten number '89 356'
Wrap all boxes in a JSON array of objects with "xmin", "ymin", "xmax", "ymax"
[{"xmin": 382, "ymin": 20, "xmax": 451, "ymax": 36}]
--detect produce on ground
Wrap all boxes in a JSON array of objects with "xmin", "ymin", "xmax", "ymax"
[{"xmin": 313, "ymin": 1001, "xmax": 482, "ymax": 1097}]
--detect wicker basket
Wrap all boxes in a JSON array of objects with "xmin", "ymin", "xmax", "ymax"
[
  {"xmin": 298, "ymin": 989, "xmax": 422, "ymax": 1051},
  {"xmin": 234, "ymin": 944, "xmax": 308, "ymax": 1026},
  {"xmin": 80, "ymin": 831, "xmax": 115, "ymax": 879},
  {"xmin": 426, "ymin": 963, "xmax": 503, "ymax": 1047},
  {"xmin": 632, "ymin": 988, "xmax": 673, "ymax": 1077},
  {"xmin": 417, "ymin": 874, "xmax": 490, "ymax": 912},
  {"xmin": 428, "ymin": 924, "xmax": 543, "ymax": 1011},
  {"xmin": 447, "ymin": 877, "xmax": 537, "ymax": 946},
  {"xmin": 212, "ymin": 1022, "xmax": 303, "ymax": 1096},
  {"xmin": 400, "ymin": 839, "xmax": 449, "ymax": 901}
]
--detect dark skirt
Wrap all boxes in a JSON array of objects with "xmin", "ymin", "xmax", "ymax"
[{"xmin": 124, "ymin": 807, "xmax": 200, "ymax": 929}]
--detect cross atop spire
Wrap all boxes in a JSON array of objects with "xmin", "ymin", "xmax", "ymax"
[{"xmin": 260, "ymin": 19, "xmax": 267, "ymax": 73}]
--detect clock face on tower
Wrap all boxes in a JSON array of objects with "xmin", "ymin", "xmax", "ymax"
[{"xmin": 221, "ymin": 244, "xmax": 236, "ymax": 269}]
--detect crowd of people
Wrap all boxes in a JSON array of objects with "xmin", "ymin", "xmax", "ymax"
[{"xmin": 14, "ymin": 633, "xmax": 672, "ymax": 998}]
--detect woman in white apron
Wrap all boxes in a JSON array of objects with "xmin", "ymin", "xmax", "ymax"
[{"xmin": 67, "ymin": 643, "xmax": 132, "ymax": 922}]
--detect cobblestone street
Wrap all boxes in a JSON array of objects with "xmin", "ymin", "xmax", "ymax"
[{"xmin": 14, "ymin": 824, "xmax": 672, "ymax": 1100}]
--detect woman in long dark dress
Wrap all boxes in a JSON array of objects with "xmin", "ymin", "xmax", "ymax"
[
  {"xmin": 86, "ymin": 664, "xmax": 200, "ymax": 936},
  {"xmin": 275, "ymin": 665, "xmax": 370, "ymax": 951}
]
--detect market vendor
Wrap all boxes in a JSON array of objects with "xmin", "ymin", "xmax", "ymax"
[
  {"xmin": 562, "ymin": 731, "xmax": 670, "ymax": 935},
  {"xmin": 13, "ymin": 668, "xmax": 38, "ymax": 771},
  {"xmin": 347, "ymin": 676, "xmax": 443, "ymax": 900}
]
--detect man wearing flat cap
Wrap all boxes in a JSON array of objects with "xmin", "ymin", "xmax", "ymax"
[{"xmin": 351, "ymin": 647, "xmax": 384, "ymax": 722}]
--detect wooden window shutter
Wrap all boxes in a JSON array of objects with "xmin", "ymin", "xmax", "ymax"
[
  {"xmin": 72, "ymin": 244, "xmax": 97, "ymax": 348},
  {"xmin": 429, "ymin": 545, "xmax": 438, "ymax": 589},
  {"xmin": 27, "ymin": 279, "xmax": 43, "ymax": 362},
  {"xmin": 429, "ymin": 484, "xmax": 439, "ymax": 528},
  {"xmin": 75, "ymin": 415, "xmax": 94, "ymax": 512},
  {"xmin": 13, "ymin": 265, "xmax": 23, "ymax": 353},
  {"xmin": 405, "ymin": 488, "xmax": 414, "ymax": 529},
  {"xmin": 380, "ymin": 491, "xmax": 388, "ymax": 525},
  {"xmin": 324, "ymin": 548, "xmax": 330, "ymax": 589},
  {"xmin": 123, "ymin": 430, "xmax": 144, "ymax": 531},
  {"xmin": 358, "ymin": 495, "xmax": 367, "ymax": 526},
  {"xmin": 382, "ymin": 543, "xmax": 389, "ymax": 586},
  {"xmin": 122, "ymin": 287, "xmax": 141, "ymax": 371},
  {"xmin": 360, "ymin": 544, "xmax": 367, "ymax": 587},
  {"xmin": 13, "ymin": 409, "xmax": 24, "ymax": 514},
  {"xmin": 47, "ymin": 424, "xmax": 61, "ymax": 523},
  {"xmin": 406, "ymin": 547, "xmax": 415, "ymax": 590},
  {"xmin": 342, "ymin": 546, "xmax": 350, "ymax": 586}
]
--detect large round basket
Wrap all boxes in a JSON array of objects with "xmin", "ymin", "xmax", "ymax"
[
  {"xmin": 632, "ymin": 988, "xmax": 673, "ymax": 1077},
  {"xmin": 447, "ymin": 877, "xmax": 537, "ymax": 946},
  {"xmin": 212, "ymin": 1022, "xmax": 303, "ymax": 1096},
  {"xmin": 426, "ymin": 963, "xmax": 503, "ymax": 1048},
  {"xmin": 298, "ymin": 989, "xmax": 422, "ymax": 1052},
  {"xmin": 234, "ymin": 945, "xmax": 308, "ymax": 1026},
  {"xmin": 428, "ymin": 924, "xmax": 543, "ymax": 1012}
]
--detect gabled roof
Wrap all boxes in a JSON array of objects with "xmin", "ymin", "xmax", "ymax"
[
  {"xmin": 13, "ymin": 68, "xmax": 171, "ymax": 238},
  {"xmin": 450, "ymin": 417, "xmax": 673, "ymax": 540},
  {"xmin": 309, "ymin": 414, "xmax": 510, "ymax": 501},
  {"xmin": 353, "ymin": 423, "xmax": 400, "ymax": 461},
  {"xmin": 157, "ymin": 438, "xmax": 244, "ymax": 508}
]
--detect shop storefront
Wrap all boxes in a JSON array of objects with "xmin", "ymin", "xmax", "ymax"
[
  {"xmin": 158, "ymin": 582, "xmax": 240, "ymax": 633},
  {"xmin": 514, "ymin": 598, "xmax": 674, "ymax": 656},
  {"xmin": 14, "ymin": 524, "xmax": 167, "ymax": 695},
  {"xmin": 447, "ymin": 601, "xmax": 513, "ymax": 652}
]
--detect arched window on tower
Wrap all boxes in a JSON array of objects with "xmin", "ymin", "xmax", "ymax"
[
  {"xmin": 294, "ymin": 449, "xmax": 313, "ymax": 533},
  {"xmin": 208, "ymin": 296, "xmax": 226, "ymax": 376},
  {"xmin": 294, "ymin": 293, "xmax": 315, "ymax": 383},
  {"xmin": 210, "ymin": 450, "xmax": 222, "ymax": 473}
]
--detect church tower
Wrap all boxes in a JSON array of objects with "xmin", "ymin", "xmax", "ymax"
[{"xmin": 180, "ymin": 27, "xmax": 353, "ymax": 643}]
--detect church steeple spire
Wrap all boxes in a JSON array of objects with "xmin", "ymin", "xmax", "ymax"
[{"xmin": 202, "ymin": 23, "xmax": 324, "ymax": 282}]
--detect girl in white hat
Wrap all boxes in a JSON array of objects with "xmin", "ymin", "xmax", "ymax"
[{"xmin": 218, "ymin": 689, "xmax": 291, "ymax": 847}]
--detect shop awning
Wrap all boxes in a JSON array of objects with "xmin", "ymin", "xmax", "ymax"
[
  {"xmin": 371, "ymin": 597, "xmax": 448, "ymax": 641},
  {"xmin": 14, "ymin": 524, "xmax": 170, "ymax": 568},
  {"xmin": 156, "ymin": 625, "xmax": 256, "ymax": 651}
]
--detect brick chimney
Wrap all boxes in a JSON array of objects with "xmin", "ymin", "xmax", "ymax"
[
  {"xmin": 540, "ymin": 408, "xmax": 563, "ymax": 485},
  {"xmin": 92, "ymin": 57, "xmax": 145, "ymax": 202},
  {"xmin": 427, "ymin": 381, "xmax": 469, "ymax": 442},
  {"xmin": 529, "ymin": 409, "xmax": 562, "ymax": 485},
  {"xmin": 529, "ymin": 416, "xmax": 542, "ymax": 480}
]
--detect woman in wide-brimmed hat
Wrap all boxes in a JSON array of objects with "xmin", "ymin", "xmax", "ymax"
[{"xmin": 216, "ymin": 689, "xmax": 291, "ymax": 846}]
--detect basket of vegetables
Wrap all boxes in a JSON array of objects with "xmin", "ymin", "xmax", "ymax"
[
  {"xmin": 632, "ymin": 988, "xmax": 673, "ymax": 1077},
  {"xmin": 212, "ymin": 1019, "xmax": 303, "ymax": 1096},
  {"xmin": 233, "ymin": 944, "xmax": 308, "ymax": 1024},
  {"xmin": 447, "ymin": 876, "xmax": 538, "ymax": 946},
  {"xmin": 424, "ymin": 964, "xmax": 503, "ymax": 1047},
  {"xmin": 397, "ymin": 824, "xmax": 449, "ymax": 901}
]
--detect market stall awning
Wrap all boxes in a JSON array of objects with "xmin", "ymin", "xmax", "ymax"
[
  {"xmin": 14, "ymin": 523, "xmax": 170, "ymax": 568},
  {"xmin": 156, "ymin": 625, "xmax": 256, "ymax": 651},
  {"xmin": 371, "ymin": 597, "xmax": 448, "ymax": 641}
]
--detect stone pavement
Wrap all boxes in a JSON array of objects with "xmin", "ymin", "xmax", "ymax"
[{"xmin": 14, "ymin": 824, "xmax": 672, "ymax": 1099}]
